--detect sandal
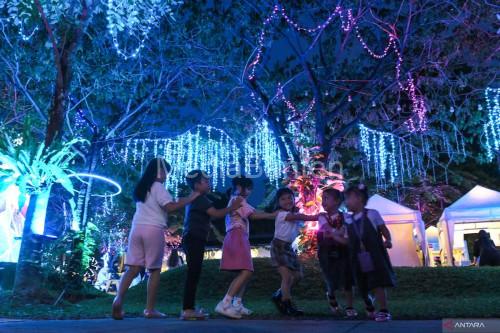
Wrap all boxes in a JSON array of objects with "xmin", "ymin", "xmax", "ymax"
[
  {"xmin": 375, "ymin": 311, "xmax": 392, "ymax": 322},
  {"xmin": 180, "ymin": 308, "xmax": 209, "ymax": 321},
  {"xmin": 326, "ymin": 293, "xmax": 341, "ymax": 315},
  {"xmin": 144, "ymin": 309, "xmax": 167, "ymax": 319},
  {"xmin": 345, "ymin": 307, "xmax": 358, "ymax": 319}
]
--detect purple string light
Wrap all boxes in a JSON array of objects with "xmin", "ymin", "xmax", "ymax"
[{"xmin": 247, "ymin": 3, "xmax": 429, "ymax": 133}]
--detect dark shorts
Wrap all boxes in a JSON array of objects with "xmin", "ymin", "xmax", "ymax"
[{"xmin": 270, "ymin": 238, "xmax": 301, "ymax": 272}]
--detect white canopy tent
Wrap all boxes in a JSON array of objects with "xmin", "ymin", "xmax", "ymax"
[
  {"xmin": 438, "ymin": 185, "xmax": 500, "ymax": 266},
  {"xmin": 366, "ymin": 194, "xmax": 428, "ymax": 267}
]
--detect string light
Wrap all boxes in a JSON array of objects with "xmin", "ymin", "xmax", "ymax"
[
  {"xmin": 483, "ymin": 87, "xmax": 500, "ymax": 161},
  {"xmin": 244, "ymin": 120, "xmax": 285, "ymax": 186},
  {"xmin": 1, "ymin": 8, "xmax": 40, "ymax": 42},
  {"xmin": 106, "ymin": 0, "xmax": 171, "ymax": 59},
  {"xmin": 247, "ymin": 3, "xmax": 428, "ymax": 133},
  {"xmin": 358, "ymin": 123, "xmax": 467, "ymax": 187},
  {"xmin": 103, "ymin": 126, "xmax": 241, "ymax": 197},
  {"xmin": 359, "ymin": 124, "xmax": 400, "ymax": 187},
  {"xmin": 276, "ymin": 83, "xmax": 316, "ymax": 121}
]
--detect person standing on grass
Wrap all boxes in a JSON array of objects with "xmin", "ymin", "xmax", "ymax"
[
  {"xmin": 344, "ymin": 184, "xmax": 396, "ymax": 322},
  {"xmin": 270, "ymin": 188, "xmax": 318, "ymax": 316},
  {"xmin": 112, "ymin": 158, "xmax": 200, "ymax": 320},
  {"xmin": 181, "ymin": 170, "xmax": 243, "ymax": 320},
  {"xmin": 317, "ymin": 188, "xmax": 356, "ymax": 318},
  {"xmin": 215, "ymin": 176, "xmax": 278, "ymax": 319}
]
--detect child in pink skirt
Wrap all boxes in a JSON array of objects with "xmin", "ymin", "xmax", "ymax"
[
  {"xmin": 112, "ymin": 158, "xmax": 200, "ymax": 320},
  {"xmin": 215, "ymin": 176, "xmax": 278, "ymax": 319}
]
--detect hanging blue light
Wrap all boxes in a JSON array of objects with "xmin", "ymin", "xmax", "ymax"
[{"xmin": 483, "ymin": 87, "xmax": 500, "ymax": 161}]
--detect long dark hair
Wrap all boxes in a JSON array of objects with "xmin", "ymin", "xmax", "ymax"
[
  {"xmin": 133, "ymin": 158, "xmax": 171, "ymax": 203},
  {"xmin": 226, "ymin": 175, "xmax": 253, "ymax": 196}
]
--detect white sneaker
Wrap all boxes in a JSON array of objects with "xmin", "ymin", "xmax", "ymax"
[
  {"xmin": 215, "ymin": 301, "xmax": 242, "ymax": 319},
  {"xmin": 233, "ymin": 302, "xmax": 253, "ymax": 316}
]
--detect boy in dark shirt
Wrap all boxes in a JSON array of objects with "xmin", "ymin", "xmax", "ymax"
[{"xmin": 181, "ymin": 170, "xmax": 243, "ymax": 320}]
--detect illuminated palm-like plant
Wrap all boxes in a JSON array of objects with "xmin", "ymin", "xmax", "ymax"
[
  {"xmin": 0, "ymin": 135, "xmax": 86, "ymax": 194},
  {"xmin": 0, "ymin": 135, "xmax": 87, "ymax": 233}
]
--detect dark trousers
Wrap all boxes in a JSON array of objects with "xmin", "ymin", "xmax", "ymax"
[{"xmin": 182, "ymin": 234, "xmax": 207, "ymax": 310}]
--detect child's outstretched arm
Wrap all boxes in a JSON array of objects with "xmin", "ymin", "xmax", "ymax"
[
  {"xmin": 284, "ymin": 213, "xmax": 319, "ymax": 222},
  {"xmin": 206, "ymin": 196, "xmax": 244, "ymax": 219},
  {"xmin": 249, "ymin": 210, "xmax": 279, "ymax": 220},
  {"xmin": 163, "ymin": 191, "xmax": 200, "ymax": 213}
]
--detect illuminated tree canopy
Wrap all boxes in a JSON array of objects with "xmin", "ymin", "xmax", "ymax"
[{"xmin": 0, "ymin": 0, "xmax": 498, "ymax": 298}]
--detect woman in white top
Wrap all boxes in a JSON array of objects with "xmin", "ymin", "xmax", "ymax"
[{"xmin": 112, "ymin": 158, "xmax": 200, "ymax": 320}]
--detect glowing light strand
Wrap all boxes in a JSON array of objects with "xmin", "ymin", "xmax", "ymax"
[
  {"xmin": 106, "ymin": 0, "xmax": 169, "ymax": 59},
  {"xmin": 276, "ymin": 83, "xmax": 316, "ymax": 121},
  {"xmin": 483, "ymin": 87, "xmax": 500, "ymax": 161},
  {"xmin": 102, "ymin": 126, "xmax": 242, "ymax": 197},
  {"xmin": 248, "ymin": 4, "xmax": 428, "ymax": 133},
  {"xmin": 244, "ymin": 120, "xmax": 286, "ymax": 187}
]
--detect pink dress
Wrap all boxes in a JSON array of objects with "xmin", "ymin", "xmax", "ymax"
[{"xmin": 220, "ymin": 197, "xmax": 255, "ymax": 271}]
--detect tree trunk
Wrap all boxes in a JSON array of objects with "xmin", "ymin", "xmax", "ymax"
[{"xmin": 64, "ymin": 139, "xmax": 100, "ymax": 294}]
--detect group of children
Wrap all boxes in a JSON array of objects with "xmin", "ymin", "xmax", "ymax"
[{"xmin": 112, "ymin": 157, "xmax": 396, "ymax": 323}]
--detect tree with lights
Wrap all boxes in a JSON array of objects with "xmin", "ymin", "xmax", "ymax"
[
  {"xmin": 241, "ymin": 1, "xmax": 498, "ymax": 253},
  {"xmin": 0, "ymin": 0, "xmax": 498, "ymax": 294}
]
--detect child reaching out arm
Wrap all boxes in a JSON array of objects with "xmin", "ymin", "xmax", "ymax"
[
  {"xmin": 284, "ymin": 212, "xmax": 319, "ymax": 222},
  {"xmin": 249, "ymin": 210, "xmax": 279, "ymax": 220},
  {"xmin": 206, "ymin": 196, "xmax": 244, "ymax": 219},
  {"xmin": 162, "ymin": 191, "xmax": 201, "ymax": 213}
]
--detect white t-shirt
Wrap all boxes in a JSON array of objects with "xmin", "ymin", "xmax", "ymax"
[
  {"xmin": 132, "ymin": 182, "xmax": 173, "ymax": 227},
  {"xmin": 274, "ymin": 211, "xmax": 301, "ymax": 243},
  {"xmin": 344, "ymin": 209, "xmax": 385, "ymax": 231},
  {"xmin": 225, "ymin": 196, "xmax": 255, "ymax": 233}
]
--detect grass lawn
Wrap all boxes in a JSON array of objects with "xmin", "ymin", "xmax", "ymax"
[{"xmin": 1, "ymin": 258, "xmax": 500, "ymax": 319}]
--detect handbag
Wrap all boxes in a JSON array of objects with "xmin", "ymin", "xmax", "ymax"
[
  {"xmin": 357, "ymin": 251, "xmax": 375, "ymax": 273},
  {"xmin": 352, "ymin": 211, "xmax": 375, "ymax": 273}
]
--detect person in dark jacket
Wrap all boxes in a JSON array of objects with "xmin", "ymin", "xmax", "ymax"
[{"xmin": 473, "ymin": 230, "xmax": 500, "ymax": 266}]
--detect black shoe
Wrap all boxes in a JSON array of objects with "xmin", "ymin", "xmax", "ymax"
[
  {"xmin": 271, "ymin": 290, "xmax": 286, "ymax": 314},
  {"xmin": 283, "ymin": 300, "xmax": 304, "ymax": 316}
]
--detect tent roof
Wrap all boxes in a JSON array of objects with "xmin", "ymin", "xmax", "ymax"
[
  {"xmin": 446, "ymin": 185, "xmax": 500, "ymax": 211},
  {"xmin": 366, "ymin": 194, "xmax": 420, "ymax": 223},
  {"xmin": 367, "ymin": 194, "xmax": 416, "ymax": 215},
  {"xmin": 441, "ymin": 185, "xmax": 500, "ymax": 223}
]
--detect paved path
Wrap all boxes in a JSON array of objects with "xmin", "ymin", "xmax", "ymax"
[{"xmin": 0, "ymin": 318, "xmax": 442, "ymax": 333}]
